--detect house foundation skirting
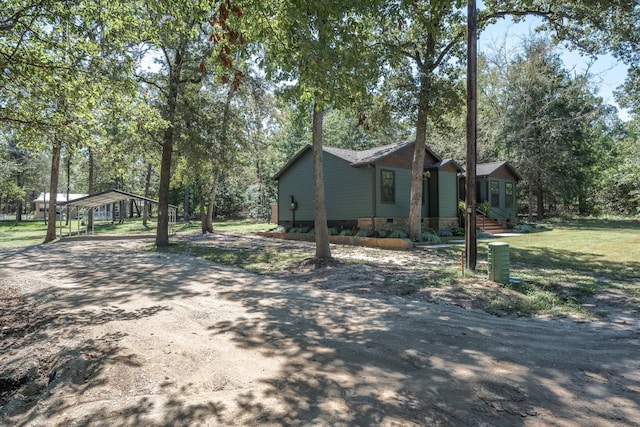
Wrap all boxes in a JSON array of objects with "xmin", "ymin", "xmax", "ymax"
[{"xmin": 357, "ymin": 217, "xmax": 459, "ymax": 232}]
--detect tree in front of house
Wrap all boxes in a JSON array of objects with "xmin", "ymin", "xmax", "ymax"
[
  {"xmin": 216, "ymin": 0, "xmax": 383, "ymax": 261},
  {"xmin": 378, "ymin": 1, "xmax": 467, "ymax": 241}
]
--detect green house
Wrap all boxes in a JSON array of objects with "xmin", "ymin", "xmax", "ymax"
[{"xmin": 274, "ymin": 140, "xmax": 462, "ymax": 232}]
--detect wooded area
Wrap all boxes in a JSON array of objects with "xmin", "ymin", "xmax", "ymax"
[{"xmin": 1, "ymin": 1, "xmax": 639, "ymax": 256}]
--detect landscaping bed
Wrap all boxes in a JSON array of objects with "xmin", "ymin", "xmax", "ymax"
[{"xmin": 256, "ymin": 231, "xmax": 414, "ymax": 250}]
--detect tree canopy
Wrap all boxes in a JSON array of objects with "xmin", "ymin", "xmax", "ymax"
[{"xmin": 1, "ymin": 0, "xmax": 638, "ymax": 246}]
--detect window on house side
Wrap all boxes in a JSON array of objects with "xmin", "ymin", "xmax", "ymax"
[
  {"xmin": 381, "ymin": 170, "xmax": 395, "ymax": 204},
  {"xmin": 490, "ymin": 181, "xmax": 500, "ymax": 208},
  {"xmin": 505, "ymin": 182, "xmax": 514, "ymax": 209}
]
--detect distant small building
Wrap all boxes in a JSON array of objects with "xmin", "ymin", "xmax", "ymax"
[
  {"xmin": 33, "ymin": 193, "xmax": 87, "ymax": 219},
  {"xmin": 33, "ymin": 193, "xmax": 130, "ymax": 220}
]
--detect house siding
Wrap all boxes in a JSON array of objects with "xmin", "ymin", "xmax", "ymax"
[
  {"xmin": 375, "ymin": 166, "xmax": 411, "ymax": 218},
  {"xmin": 325, "ymin": 156, "xmax": 372, "ymax": 221},
  {"xmin": 277, "ymin": 150, "xmax": 372, "ymax": 227},
  {"xmin": 438, "ymin": 170, "xmax": 458, "ymax": 217},
  {"xmin": 277, "ymin": 152, "xmax": 314, "ymax": 226}
]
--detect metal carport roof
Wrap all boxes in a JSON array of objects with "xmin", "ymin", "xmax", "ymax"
[
  {"xmin": 59, "ymin": 189, "xmax": 174, "ymax": 209},
  {"xmin": 56, "ymin": 189, "xmax": 177, "ymax": 238}
]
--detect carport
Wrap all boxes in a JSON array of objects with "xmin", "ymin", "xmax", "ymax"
[{"xmin": 57, "ymin": 189, "xmax": 177, "ymax": 238}]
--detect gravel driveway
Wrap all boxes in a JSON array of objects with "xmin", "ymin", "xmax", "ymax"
[{"xmin": 1, "ymin": 233, "xmax": 638, "ymax": 426}]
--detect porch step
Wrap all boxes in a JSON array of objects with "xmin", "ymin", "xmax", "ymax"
[{"xmin": 477, "ymin": 214, "xmax": 511, "ymax": 235}]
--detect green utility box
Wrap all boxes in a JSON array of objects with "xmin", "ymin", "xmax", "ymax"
[{"xmin": 488, "ymin": 242, "xmax": 510, "ymax": 283}]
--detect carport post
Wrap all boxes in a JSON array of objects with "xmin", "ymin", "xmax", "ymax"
[{"xmin": 58, "ymin": 206, "xmax": 62, "ymax": 239}]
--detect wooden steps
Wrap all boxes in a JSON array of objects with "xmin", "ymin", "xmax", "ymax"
[{"xmin": 477, "ymin": 213, "xmax": 511, "ymax": 235}]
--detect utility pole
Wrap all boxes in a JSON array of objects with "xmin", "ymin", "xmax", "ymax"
[{"xmin": 465, "ymin": 0, "xmax": 478, "ymax": 271}]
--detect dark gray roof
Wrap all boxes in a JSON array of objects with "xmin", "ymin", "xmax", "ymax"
[
  {"xmin": 324, "ymin": 140, "xmax": 418, "ymax": 165},
  {"xmin": 322, "ymin": 146, "xmax": 360, "ymax": 163},
  {"xmin": 274, "ymin": 140, "xmax": 444, "ymax": 180},
  {"xmin": 359, "ymin": 140, "xmax": 443, "ymax": 165},
  {"xmin": 477, "ymin": 161, "xmax": 507, "ymax": 176},
  {"xmin": 461, "ymin": 161, "xmax": 521, "ymax": 181}
]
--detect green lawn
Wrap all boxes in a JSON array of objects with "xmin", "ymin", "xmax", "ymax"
[
  {"xmin": 468, "ymin": 217, "xmax": 640, "ymax": 317},
  {"xmin": 0, "ymin": 217, "xmax": 273, "ymax": 247},
  {"xmin": 0, "ymin": 218, "xmax": 158, "ymax": 247},
  {"xmin": 489, "ymin": 218, "xmax": 640, "ymax": 281},
  {"xmin": 0, "ymin": 220, "xmax": 74, "ymax": 247}
]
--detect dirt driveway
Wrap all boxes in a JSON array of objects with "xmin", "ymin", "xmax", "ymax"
[{"xmin": 1, "ymin": 233, "xmax": 639, "ymax": 426}]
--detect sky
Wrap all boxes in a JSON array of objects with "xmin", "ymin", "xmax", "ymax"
[{"xmin": 478, "ymin": 14, "xmax": 631, "ymax": 121}]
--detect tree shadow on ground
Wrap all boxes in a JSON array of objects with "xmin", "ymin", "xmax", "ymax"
[
  {"xmin": 1, "ymin": 237, "xmax": 639, "ymax": 426},
  {"xmin": 562, "ymin": 218, "xmax": 640, "ymax": 230},
  {"xmin": 510, "ymin": 245, "xmax": 640, "ymax": 282},
  {"xmin": 201, "ymin": 277, "xmax": 640, "ymax": 426},
  {"xmin": 0, "ymin": 238, "xmax": 231, "ymax": 425}
]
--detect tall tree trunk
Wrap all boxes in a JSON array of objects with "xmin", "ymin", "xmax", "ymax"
[
  {"xmin": 156, "ymin": 46, "xmax": 184, "ymax": 247},
  {"xmin": 156, "ymin": 122, "xmax": 175, "ymax": 246},
  {"xmin": 65, "ymin": 150, "xmax": 71, "ymax": 225},
  {"xmin": 578, "ymin": 194, "xmax": 586, "ymax": 215},
  {"xmin": 196, "ymin": 184, "xmax": 207, "ymax": 233},
  {"xmin": 87, "ymin": 148, "xmax": 94, "ymax": 230},
  {"xmin": 44, "ymin": 139, "xmax": 62, "ymax": 243},
  {"xmin": 536, "ymin": 187, "xmax": 544, "ymax": 221},
  {"xmin": 16, "ymin": 171, "xmax": 24, "ymax": 222},
  {"xmin": 527, "ymin": 182, "xmax": 534, "ymax": 223},
  {"xmin": 408, "ymin": 76, "xmax": 431, "ymax": 241},
  {"xmin": 257, "ymin": 159, "xmax": 265, "ymax": 222},
  {"xmin": 204, "ymin": 169, "xmax": 220, "ymax": 233},
  {"xmin": 142, "ymin": 162, "xmax": 151, "ymax": 226},
  {"xmin": 312, "ymin": 103, "xmax": 331, "ymax": 260},
  {"xmin": 16, "ymin": 201, "xmax": 23, "ymax": 222},
  {"xmin": 119, "ymin": 200, "xmax": 125, "ymax": 223}
]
